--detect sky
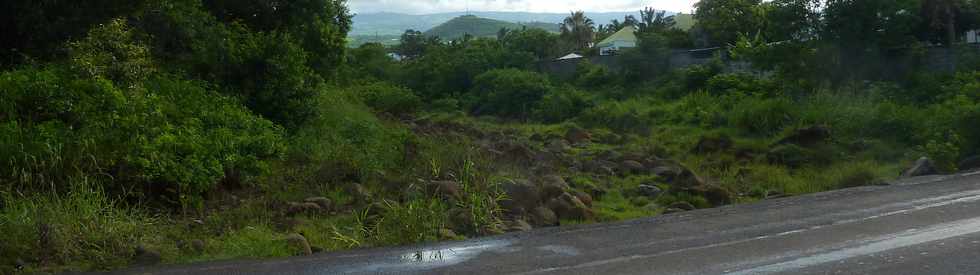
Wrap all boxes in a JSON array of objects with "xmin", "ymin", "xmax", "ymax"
[{"xmin": 348, "ymin": 0, "xmax": 698, "ymax": 15}]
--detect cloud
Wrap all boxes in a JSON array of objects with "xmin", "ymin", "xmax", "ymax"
[{"xmin": 348, "ymin": 0, "xmax": 697, "ymax": 14}]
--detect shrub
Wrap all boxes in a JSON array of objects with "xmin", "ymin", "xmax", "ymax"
[
  {"xmin": 577, "ymin": 98, "xmax": 655, "ymax": 134},
  {"xmin": 0, "ymin": 181, "xmax": 158, "ymax": 271},
  {"xmin": 468, "ymin": 69, "xmax": 553, "ymax": 119},
  {"xmin": 289, "ymin": 92, "xmax": 412, "ymax": 182},
  {"xmin": 0, "ymin": 67, "xmax": 285, "ymax": 203},
  {"xmin": 533, "ymin": 88, "xmax": 593, "ymax": 123},
  {"xmin": 349, "ymin": 82, "xmax": 421, "ymax": 115},
  {"xmin": 729, "ymin": 96, "xmax": 796, "ymax": 135}
]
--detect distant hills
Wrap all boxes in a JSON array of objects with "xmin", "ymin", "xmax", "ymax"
[
  {"xmin": 348, "ymin": 11, "xmax": 696, "ymax": 47},
  {"xmin": 423, "ymin": 15, "xmax": 559, "ymax": 40},
  {"xmin": 351, "ymin": 11, "xmax": 659, "ymax": 36}
]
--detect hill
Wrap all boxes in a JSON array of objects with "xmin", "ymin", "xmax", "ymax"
[
  {"xmin": 351, "ymin": 11, "xmax": 655, "ymax": 36},
  {"xmin": 423, "ymin": 15, "xmax": 559, "ymax": 40}
]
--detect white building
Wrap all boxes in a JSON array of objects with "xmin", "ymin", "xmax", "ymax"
[
  {"xmin": 596, "ymin": 26, "xmax": 638, "ymax": 56},
  {"xmin": 967, "ymin": 30, "xmax": 979, "ymax": 44}
]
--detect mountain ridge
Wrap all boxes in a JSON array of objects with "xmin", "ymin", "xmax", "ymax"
[{"xmin": 351, "ymin": 10, "xmax": 679, "ymax": 36}]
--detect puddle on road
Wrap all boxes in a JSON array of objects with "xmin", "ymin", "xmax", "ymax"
[{"xmin": 336, "ymin": 239, "xmax": 513, "ymax": 274}]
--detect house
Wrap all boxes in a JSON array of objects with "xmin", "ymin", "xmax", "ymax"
[
  {"xmin": 597, "ymin": 26, "xmax": 638, "ymax": 56},
  {"xmin": 967, "ymin": 30, "xmax": 979, "ymax": 44}
]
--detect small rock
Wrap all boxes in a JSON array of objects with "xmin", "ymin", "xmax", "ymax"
[
  {"xmin": 311, "ymin": 246, "xmax": 325, "ymax": 254},
  {"xmin": 530, "ymin": 206, "xmax": 558, "ymax": 227},
  {"xmin": 668, "ymin": 201, "xmax": 696, "ymax": 211},
  {"xmin": 449, "ymin": 208, "xmax": 475, "ymax": 233},
  {"xmin": 504, "ymin": 219, "xmax": 533, "ymax": 232},
  {"xmin": 637, "ymin": 184, "xmax": 663, "ymax": 199},
  {"xmin": 547, "ymin": 139, "xmax": 571, "ymax": 153},
  {"xmin": 304, "ymin": 197, "xmax": 333, "ymax": 211},
  {"xmin": 959, "ymin": 155, "xmax": 980, "ymax": 171},
  {"xmin": 547, "ymin": 193, "xmax": 593, "ymax": 221},
  {"xmin": 190, "ymin": 239, "xmax": 205, "ymax": 253},
  {"xmin": 350, "ymin": 183, "xmax": 371, "ymax": 205},
  {"xmin": 620, "ymin": 160, "xmax": 645, "ymax": 175},
  {"xmin": 284, "ymin": 233, "xmax": 313, "ymax": 256},
  {"xmin": 500, "ymin": 179, "xmax": 540, "ymax": 215},
  {"xmin": 429, "ymin": 180, "xmax": 462, "ymax": 200},
  {"xmin": 573, "ymin": 190, "xmax": 593, "ymax": 207},
  {"xmin": 539, "ymin": 175, "xmax": 570, "ymax": 201},
  {"xmin": 902, "ymin": 157, "xmax": 939, "ymax": 178},
  {"xmin": 191, "ymin": 219, "xmax": 205, "ymax": 226},
  {"xmin": 439, "ymin": 228, "xmax": 460, "ymax": 240},
  {"xmin": 133, "ymin": 245, "xmax": 162, "ymax": 266},
  {"xmin": 692, "ymin": 134, "xmax": 733, "ymax": 153},
  {"xmin": 287, "ymin": 202, "xmax": 322, "ymax": 216},
  {"xmin": 565, "ymin": 127, "xmax": 592, "ymax": 144}
]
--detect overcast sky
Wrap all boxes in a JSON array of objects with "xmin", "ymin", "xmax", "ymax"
[{"xmin": 348, "ymin": 0, "xmax": 698, "ymax": 15}]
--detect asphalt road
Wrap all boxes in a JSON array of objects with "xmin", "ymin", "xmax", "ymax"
[{"xmin": 120, "ymin": 171, "xmax": 980, "ymax": 275}]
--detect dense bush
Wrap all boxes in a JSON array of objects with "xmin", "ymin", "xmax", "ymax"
[
  {"xmin": 137, "ymin": 0, "xmax": 327, "ymax": 130},
  {"xmin": 349, "ymin": 82, "xmax": 422, "ymax": 116},
  {"xmin": 533, "ymin": 88, "xmax": 594, "ymax": 123},
  {"xmin": 468, "ymin": 69, "xmax": 554, "ymax": 119},
  {"xmin": 0, "ymin": 66, "xmax": 285, "ymax": 201},
  {"xmin": 728, "ymin": 96, "xmax": 796, "ymax": 135},
  {"xmin": 577, "ymin": 98, "xmax": 656, "ymax": 134}
]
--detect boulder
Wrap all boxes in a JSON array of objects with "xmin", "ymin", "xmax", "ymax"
[
  {"xmin": 582, "ymin": 160, "xmax": 617, "ymax": 175},
  {"xmin": 303, "ymin": 197, "xmax": 333, "ymax": 211},
  {"xmin": 429, "ymin": 180, "xmax": 462, "ymax": 200},
  {"xmin": 500, "ymin": 179, "xmax": 540, "ymax": 215},
  {"xmin": 189, "ymin": 239, "xmax": 205, "ymax": 253},
  {"xmin": 349, "ymin": 183, "xmax": 371, "ymax": 205},
  {"xmin": 668, "ymin": 201, "xmax": 696, "ymax": 211},
  {"xmin": 619, "ymin": 160, "xmax": 645, "ymax": 175},
  {"xmin": 902, "ymin": 157, "xmax": 939, "ymax": 178},
  {"xmin": 776, "ymin": 125, "xmax": 831, "ymax": 147},
  {"xmin": 133, "ymin": 245, "xmax": 162, "ymax": 266},
  {"xmin": 286, "ymin": 202, "xmax": 322, "ymax": 216},
  {"xmin": 530, "ymin": 206, "xmax": 558, "ymax": 227},
  {"xmin": 546, "ymin": 193, "xmax": 593, "ymax": 221},
  {"xmin": 539, "ymin": 175, "xmax": 570, "ymax": 201},
  {"xmin": 959, "ymin": 155, "xmax": 980, "ymax": 171},
  {"xmin": 449, "ymin": 208, "xmax": 475, "ymax": 233},
  {"xmin": 636, "ymin": 184, "xmax": 663, "ymax": 199},
  {"xmin": 573, "ymin": 190, "xmax": 593, "ymax": 207},
  {"xmin": 565, "ymin": 127, "xmax": 592, "ymax": 144},
  {"xmin": 439, "ymin": 228, "xmax": 461, "ymax": 240},
  {"xmin": 547, "ymin": 139, "xmax": 571, "ymax": 153},
  {"xmin": 692, "ymin": 134, "xmax": 733, "ymax": 154},
  {"xmin": 284, "ymin": 233, "xmax": 313, "ymax": 256},
  {"xmin": 503, "ymin": 219, "xmax": 534, "ymax": 232}
]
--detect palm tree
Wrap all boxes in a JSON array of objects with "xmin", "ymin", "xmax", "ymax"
[
  {"xmin": 637, "ymin": 7, "xmax": 676, "ymax": 34},
  {"xmin": 561, "ymin": 11, "xmax": 596, "ymax": 51}
]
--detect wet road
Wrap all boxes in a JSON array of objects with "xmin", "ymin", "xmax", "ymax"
[{"xmin": 122, "ymin": 172, "xmax": 980, "ymax": 275}]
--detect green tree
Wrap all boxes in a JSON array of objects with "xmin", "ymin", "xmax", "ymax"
[
  {"xmin": 694, "ymin": 0, "xmax": 766, "ymax": 46},
  {"xmin": 0, "ymin": 0, "xmax": 150, "ymax": 67},
  {"xmin": 500, "ymin": 28, "xmax": 561, "ymax": 60},
  {"xmin": 202, "ymin": 0, "xmax": 352, "ymax": 77},
  {"xmin": 561, "ymin": 11, "xmax": 597, "ymax": 52}
]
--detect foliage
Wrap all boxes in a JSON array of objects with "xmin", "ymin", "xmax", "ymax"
[
  {"xmin": 349, "ymin": 82, "xmax": 422, "ymax": 116},
  {"xmin": 468, "ymin": 69, "xmax": 554, "ymax": 119},
  {"xmin": 694, "ymin": 0, "xmax": 767, "ymax": 46},
  {"xmin": 533, "ymin": 88, "xmax": 595, "ymax": 123}
]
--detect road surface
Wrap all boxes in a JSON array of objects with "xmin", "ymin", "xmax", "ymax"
[{"xmin": 122, "ymin": 171, "xmax": 980, "ymax": 275}]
